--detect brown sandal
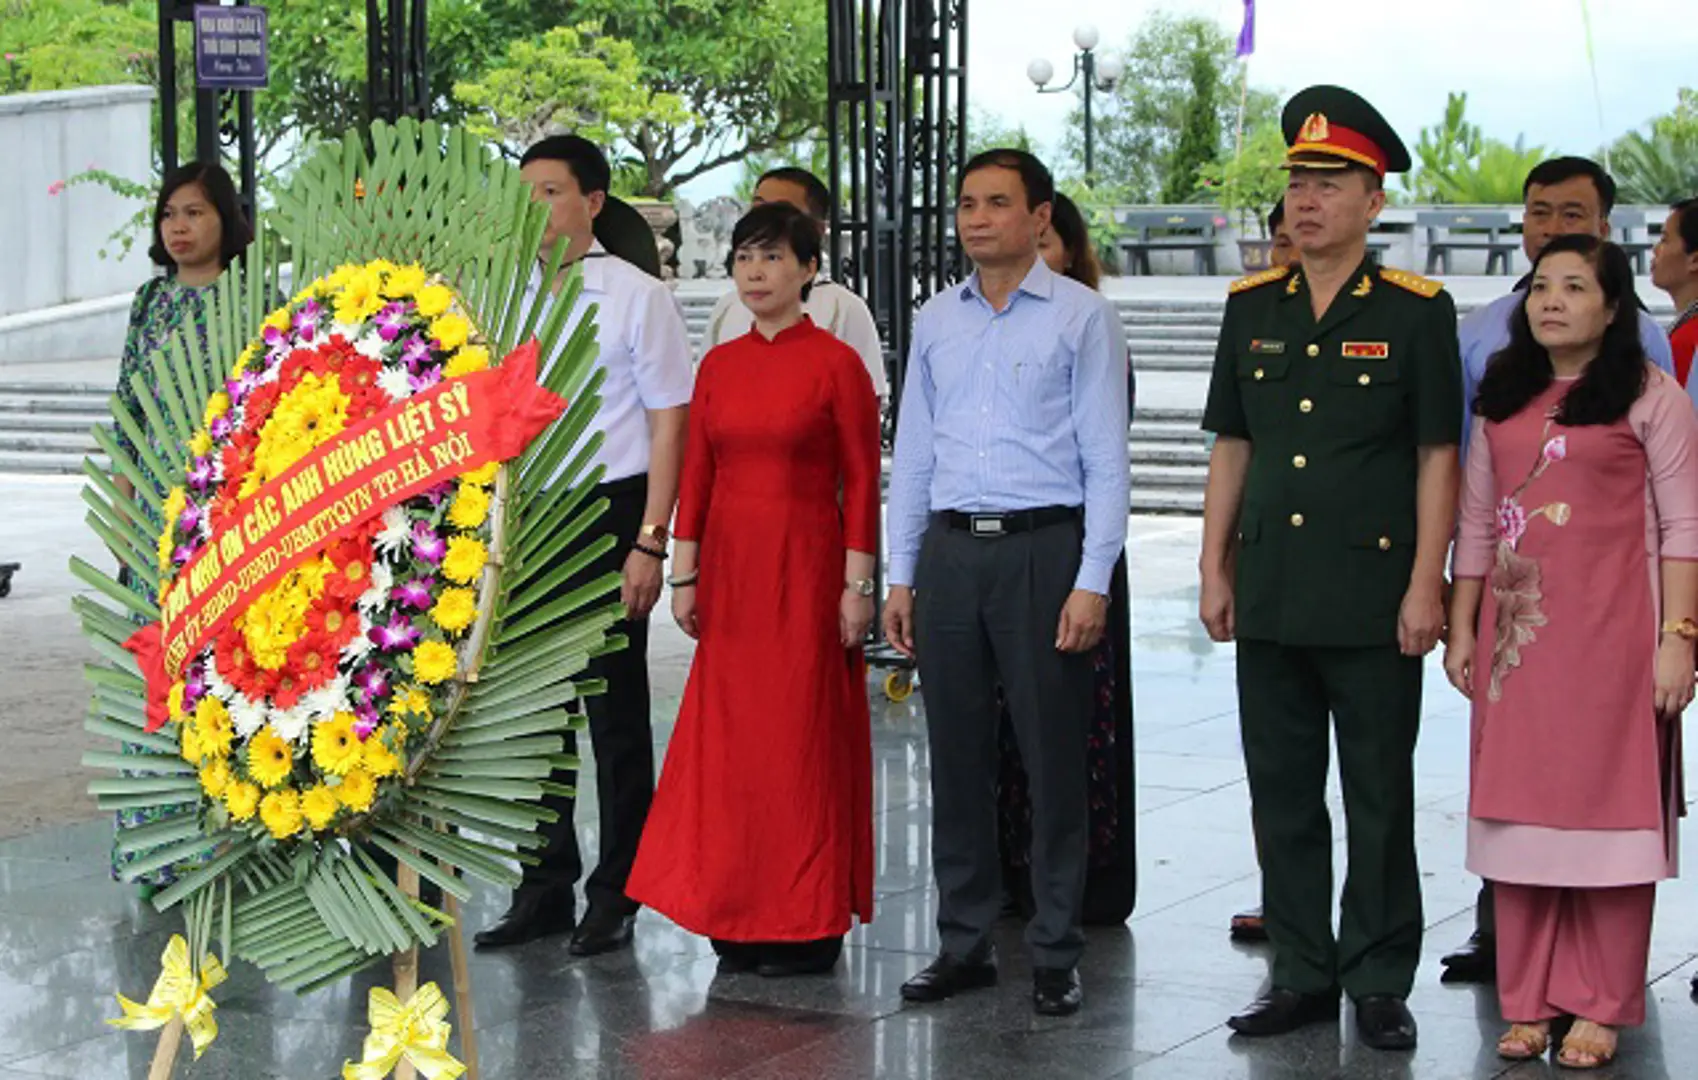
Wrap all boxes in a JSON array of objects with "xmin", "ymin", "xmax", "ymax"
[
  {"xmin": 1496, "ymin": 1023, "xmax": 1550, "ymax": 1060},
  {"xmin": 1557, "ymin": 1021, "xmax": 1617, "ymax": 1070}
]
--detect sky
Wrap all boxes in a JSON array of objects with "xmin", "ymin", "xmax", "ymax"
[{"xmin": 676, "ymin": 0, "xmax": 1691, "ymax": 202}]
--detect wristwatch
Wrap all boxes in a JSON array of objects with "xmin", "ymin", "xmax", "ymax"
[
  {"xmin": 1662, "ymin": 617, "xmax": 1698, "ymax": 640},
  {"xmin": 847, "ymin": 578, "xmax": 875, "ymax": 597},
  {"xmin": 639, "ymin": 523, "xmax": 670, "ymax": 546}
]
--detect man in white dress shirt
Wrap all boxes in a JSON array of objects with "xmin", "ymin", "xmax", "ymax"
[
  {"xmin": 699, "ymin": 167, "xmax": 888, "ymax": 399},
  {"xmin": 474, "ymin": 135, "xmax": 693, "ymax": 958}
]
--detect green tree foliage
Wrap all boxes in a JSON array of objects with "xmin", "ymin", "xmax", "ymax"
[
  {"xmin": 1078, "ymin": 13, "xmax": 1278, "ymax": 201},
  {"xmin": 0, "ymin": 0, "xmax": 153, "ymax": 91},
  {"xmin": 1405, "ymin": 92, "xmax": 1544, "ymax": 204},
  {"xmin": 1161, "ymin": 44, "xmax": 1222, "ymax": 203},
  {"xmin": 1610, "ymin": 89, "xmax": 1698, "ymax": 204},
  {"xmin": 966, "ymin": 107, "xmax": 1035, "ymax": 160},
  {"xmin": 732, "ymin": 139, "xmax": 834, "ymax": 202},
  {"xmin": 1403, "ymin": 92, "xmax": 1483, "ymax": 202},
  {"xmin": 1197, "ymin": 122, "xmax": 1286, "ymax": 235},
  {"xmin": 477, "ymin": 0, "xmax": 827, "ymax": 197},
  {"xmin": 454, "ymin": 24, "xmax": 690, "ymax": 173}
]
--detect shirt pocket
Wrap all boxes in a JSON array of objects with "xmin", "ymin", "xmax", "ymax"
[
  {"xmin": 1237, "ymin": 352, "xmax": 1292, "ymax": 384},
  {"xmin": 1002, "ymin": 349, "xmax": 1072, "ymax": 434}
]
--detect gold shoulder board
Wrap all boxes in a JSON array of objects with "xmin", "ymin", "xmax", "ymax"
[
  {"xmin": 1227, "ymin": 265, "xmax": 1292, "ymax": 295},
  {"xmin": 1378, "ymin": 267, "xmax": 1445, "ymax": 298}
]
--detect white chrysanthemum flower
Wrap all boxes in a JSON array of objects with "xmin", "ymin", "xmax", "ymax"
[
  {"xmin": 342, "ymin": 632, "xmax": 376, "ymax": 665},
  {"xmin": 273, "ymin": 702, "xmax": 313, "ymax": 744},
  {"xmin": 354, "ymin": 332, "xmax": 389, "ymax": 361},
  {"xmin": 367, "ymin": 561, "xmax": 394, "ymax": 599},
  {"xmin": 377, "ymin": 366, "xmax": 413, "ymax": 403},
  {"xmin": 330, "ymin": 321, "xmax": 365, "ymax": 342},
  {"xmin": 299, "ymin": 676, "xmax": 350, "ymax": 721},
  {"xmin": 374, "ymin": 506, "xmax": 412, "ymax": 556},
  {"xmin": 228, "ymin": 694, "xmax": 266, "ymax": 738},
  {"xmin": 204, "ymin": 663, "xmax": 236, "ymax": 703}
]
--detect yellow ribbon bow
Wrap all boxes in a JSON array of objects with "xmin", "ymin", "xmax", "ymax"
[
  {"xmin": 108, "ymin": 934, "xmax": 228, "ymax": 1059},
  {"xmin": 342, "ymin": 982, "xmax": 466, "ymax": 1080}
]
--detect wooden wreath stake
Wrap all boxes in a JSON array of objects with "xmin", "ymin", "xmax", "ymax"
[
  {"xmin": 148, "ymin": 1016, "xmax": 184, "ymax": 1080},
  {"xmin": 393, "ymin": 862, "xmax": 421, "ymax": 1080},
  {"xmin": 445, "ymin": 890, "xmax": 481, "ymax": 1078}
]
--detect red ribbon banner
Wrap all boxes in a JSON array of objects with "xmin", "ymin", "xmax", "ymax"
[{"xmin": 123, "ymin": 342, "xmax": 566, "ymax": 731}]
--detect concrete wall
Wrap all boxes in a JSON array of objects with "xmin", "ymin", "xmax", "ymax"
[{"xmin": 1, "ymin": 85, "xmax": 155, "ymax": 365}]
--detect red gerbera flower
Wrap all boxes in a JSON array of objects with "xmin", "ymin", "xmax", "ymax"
[
  {"xmin": 243, "ymin": 381, "xmax": 284, "ymax": 430},
  {"xmin": 305, "ymin": 602, "xmax": 362, "ymax": 651},
  {"xmin": 215, "ymin": 625, "xmax": 281, "ymax": 700},
  {"xmin": 282, "ymin": 630, "xmax": 341, "ymax": 698}
]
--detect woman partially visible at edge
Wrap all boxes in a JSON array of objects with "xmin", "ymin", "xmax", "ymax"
[
  {"xmin": 997, "ymin": 191, "xmax": 1138, "ymax": 926},
  {"xmin": 1444, "ymin": 235, "xmax": 1698, "ymax": 1070},
  {"xmin": 625, "ymin": 202, "xmax": 881, "ymax": 976},
  {"xmin": 110, "ymin": 161, "xmax": 254, "ymax": 891}
]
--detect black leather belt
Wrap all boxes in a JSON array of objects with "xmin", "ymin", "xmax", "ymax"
[{"xmin": 939, "ymin": 506, "xmax": 1081, "ymax": 537}]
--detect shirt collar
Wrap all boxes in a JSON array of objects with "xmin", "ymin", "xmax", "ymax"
[
  {"xmin": 531, "ymin": 240, "xmax": 609, "ymax": 297},
  {"xmin": 1675, "ymin": 298, "xmax": 1698, "ymax": 333},
  {"xmin": 957, "ymin": 257, "xmax": 1056, "ymax": 307}
]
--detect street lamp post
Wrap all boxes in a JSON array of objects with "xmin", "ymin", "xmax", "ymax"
[{"xmin": 1027, "ymin": 25, "xmax": 1125, "ymax": 182}]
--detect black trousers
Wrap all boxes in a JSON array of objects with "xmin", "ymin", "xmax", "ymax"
[
  {"xmin": 1236, "ymin": 640, "xmax": 1424, "ymax": 999},
  {"xmin": 913, "ymin": 516, "xmax": 1094, "ymax": 969},
  {"xmin": 521, "ymin": 475, "xmax": 654, "ymax": 916}
]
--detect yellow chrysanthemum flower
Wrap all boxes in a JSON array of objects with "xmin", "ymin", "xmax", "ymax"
[
  {"xmin": 442, "ymin": 536, "xmax": 488, "ymax": 585},
  {"xmin": 262, "ymin": 307, "xmax": 292, "ymax": 333},
  {"xmin": 365, "ymin": 258, "xmax": 398, "ymax": 277},
  {"xmin": 461, "ymin": 461, "xmax": 499, "ymax": 486},
  {"xmin": 363, "ymin": 736, "xmax": 402, "ymax": 778},
  {"xmin": 382, "ymin": 264, "xmax": 428, "ymax": 299},
  {"xmin": 412, "ymin": 640, "xmax": 458, "ymax": 685},
  {"xmin": 198, "ymin": 757, "xmax": 232, "ymax": 799},
  {"xmin": 259, "ymin": 789, "xmax": 304, "ymax": 839},
  {"xmin": 202, "ymin": 392, "xmax": 231, "ymax": 427},
  {"xmin": 224, "ymin": 781, "xmax": 261, "ymax": 821},
  {"xmin": 194, "ymin": 696, "xmax": 234, "ymax": 759},
  {"xmin": 386, "ymin": 686, "xmax": 432, "ymax": 719},
  {"xmin": 325, "ymin": 263, "xmax": 360, "ymax": 292},
  {"xmin": 162, "ymin": 487, "xmax": 188, "ymax": 525},
  {"xmin": 240, "ymin": 373, "xmax": 351, "ymax": 498},
  {"xmin": 301, "ymin": 785, "xmax": 340, "ymax": 830},
  {"xmin": 236, "ymin": 344, "xmax": 260, "ymax": 374},
  {"xmin": 336, "ymin": 767, "xmax": 377, "ymax": 812},
  {"xmin": 443, "ymin": 344, "xmax": 489, "ymax": 379},
  {"xmin": 430, "ymin": 587, "xmax": 478, "ymax": 634},
  {"xmin": 311, "ymin": 712, "xmax": 364, "ymax": 776},
  {"xmin": 157, "ymin": 526, "xmax": 175, "ymax": 572},
  {"xmin": 180, "ymin": 722, "xmax": 203, "ymax": 765},
  {"xmin": 188, "ymin": 429, "xmax": 213, "ymax": 458},
  {"xmin": 428, "ymin": 313, "xmax": 471, "ymax": 353},
  {"xmin": 334, "ymin": 267, "xmax": 386, "ymax": 325},
  {"xmin": 413, "ymin": 283, "xmax": 453, "ymax": 318},
  {"xmin": 167, "ymin": 681, "xmax": 187, "ymax": 722},
  {"xmin": 447, "ymin": 482, "xmax": 490, "ymax": 531},
  {"xmin": 246, "ymin": 725, "xmax": 295, "ymax": 789},
  {"xmin": 235, "ymin": 556, "xmax": 334, "ymax": 670}
]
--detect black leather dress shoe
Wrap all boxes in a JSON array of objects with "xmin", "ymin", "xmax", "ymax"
[
  {"xmin": 568, "ymin": 908, "xmax": 636, "ymax": 957},
  {"xmin": 757, "ymin": 937, "xmax": 843, "ymax": 978},
  {"xmin": 473, "ymin": 892, "xmax": 575, "ymax": 950},
  {"xmin": 1439, "ymin": 930, "xmax": 1497, "ymax": 984},
  {"xmin": 1354, "ymin": 994, "xmax": 1417, "ymax": 1051},
  {"xmin": 900, "ymin": 948, "xmax": 998, "ymax": 1002},
  {"xmin": 1227, "ymin": 987, "xmax": 1341, "ymax": 1037},
  {"xmin": 1033, "ymin": 967, "xmax": 1082, "ymax": 1016}
]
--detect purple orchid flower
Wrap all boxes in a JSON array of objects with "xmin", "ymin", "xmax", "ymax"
[
  {"xmin": 182, "ymin": 664, "xmax": 208, "ymax": 711},
  {"xmin": 408, "ymin": 368, "xmax": 443, "ymax": 394},
  {"xmin": 411, "ymin": 522, "xmax": 446, "ymax": 565},
  {"xmin": 375, "ymin": 302, "xmax": 411, "ymax": 342},
  {"xmin": 391, "ymin": 577, "xmax": 435, "ymax": 611},
  {"xmin": 177, "ymin": 502, "xmax": 202, "ymax": 535},
  {"xmin": 352, "ymin": 705, "xmax": 381, "ymax": 740},
  {"xmin": 262, "ymin": 324, "xmax": 290, "ymax": 354},
  {"xmin": 368, "ymin": 614, "xmax": 422, "ymax": 652},
  {"xmin": 171, "ymin": 544, "xmax": 195, "ymax": 567},
  {"xmin": 400, "ymin": 334, "xmax": 432, "ymax": 369},
  {"xmin": 208, "ymin": 414, "xmax": 234, "ymax": 442},
  {"xmin": 353, "ymin": 665, "xmax": 390, "ymax": 702},
  {"xmin": 423, "ymin": 480, "xmax": 455, "ymax": 508},
  {"xmin": 293, "ymin": 298, "xmax": 322, "ymax": 341},
  {"xmin": 187, "ymin": 456, "xmax": 215, "ymax": 492}
]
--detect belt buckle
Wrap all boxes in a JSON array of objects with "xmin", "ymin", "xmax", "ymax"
[{"xmin": 969, "ymin": 514, "xmax": 1005, "ymax": 537}]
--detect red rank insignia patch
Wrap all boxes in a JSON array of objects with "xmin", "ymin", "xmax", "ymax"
[{"xmin": 1341, "ymin": 342, "xmax": 1389, "ymax": 359}]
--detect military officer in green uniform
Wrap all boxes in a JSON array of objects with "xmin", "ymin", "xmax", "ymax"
[{"xmin": 1198, "ymin": 85, "xmax": 1462, "ymax": 1052}]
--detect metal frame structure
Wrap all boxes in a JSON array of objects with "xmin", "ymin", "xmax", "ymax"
[
  {"xmin": 826, "ymin": 0, "xmax": 968, "ymax": 683},
  {"xmin": 156, "ymin": 0, "xmax": 259, "ymax": 219},
  {"xmin": 365, "ymin": 0, "xmax": 431, "ymax": 126}
]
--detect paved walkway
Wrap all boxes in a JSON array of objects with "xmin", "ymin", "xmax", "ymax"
[{"xmin": 1, "ymin": 474, "xmax": 1695, "ymax": 1077}]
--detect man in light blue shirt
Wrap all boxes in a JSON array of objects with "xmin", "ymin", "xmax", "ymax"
[
  {"xmin": 882, "ymin": 149, "xmax": 1128, "ymax": 1018},
  {"xmin": 1456, "ymin": 157, "xmax": 1672, "ymax": 458}
]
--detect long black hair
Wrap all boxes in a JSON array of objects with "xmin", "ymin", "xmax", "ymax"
[
  {"xmin": 1474, "ymin": 235, "xmax": 1646, "ymax": 426},
  {"xmin": 148, "ymin": 162, "xmax": 253, "ymax": 271}
]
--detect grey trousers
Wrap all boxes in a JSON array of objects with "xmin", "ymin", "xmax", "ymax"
[{"xmin": 914, "ymin": 517, "xmax": 1094, "ymax": 968}]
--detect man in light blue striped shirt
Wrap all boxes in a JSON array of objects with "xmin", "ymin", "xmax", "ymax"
[{"xmin": 883, "ymin": 149, "xmax": 1129, "ymax": 1018}]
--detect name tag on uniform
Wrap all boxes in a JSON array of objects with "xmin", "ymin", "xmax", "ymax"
[
  {"xmin": 1341, "ymin": 342, "xmax": 1390, "ymax": 359},
  {"xmin": 1249, "ymin": 339, "xmax": 1285, "ymax": 354}
]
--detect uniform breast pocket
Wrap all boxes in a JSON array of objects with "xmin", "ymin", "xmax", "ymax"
[
  {"xmin": 1004, "ymin": 353, "xmax": 1071, "ymax": 434},
  {"xmin": 1326, "ymin": 353, "xmax": 1402, "ymax": 390},
  {"xmin": 1237, "ymin": 353, "xmax": 1292, "ymax": 384},
  {"xmin": 1326, "ymin": 352, "xmax": 1404, "ymax": 429}
]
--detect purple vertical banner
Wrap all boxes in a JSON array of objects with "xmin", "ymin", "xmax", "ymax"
[
  {"xmin": 194, "ymin": 5, "xmax": 270, "ymax": 90},
  {"xmin": 1236, "ymin": 0, "xmax": 1256, "ymax": 58}
]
